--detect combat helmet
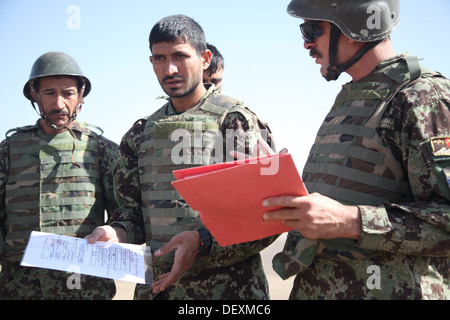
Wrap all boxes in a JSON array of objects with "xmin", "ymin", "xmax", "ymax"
[
  {"xmin": 287, "ymin": 0, "xmax": 400, "ymax": 80},
  {"xmin": 23, "ymin": 51, "xmax": 91, "ymax": 102}
]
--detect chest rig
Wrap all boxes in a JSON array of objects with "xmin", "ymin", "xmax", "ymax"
[
  {"xmin": 303, "ymin": 56, "xmax": 435, "ymax": 205},
  {"xmin": 3, "ymin": 123, "xmax": 105, "ymax": 261},
  {"xmin": 138, "ymin": 93, "xmax": 244, "ymax": 251}
]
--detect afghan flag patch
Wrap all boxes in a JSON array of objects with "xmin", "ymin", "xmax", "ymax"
[{"xmin": 430, "ymin": 137, "xmax": 450, "ymax": 156}]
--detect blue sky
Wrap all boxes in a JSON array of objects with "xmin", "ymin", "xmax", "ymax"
[{"xmin": 1, "ymin": 0, "xmax": 449, "ymax": 170}]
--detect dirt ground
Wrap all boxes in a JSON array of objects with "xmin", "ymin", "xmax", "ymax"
[{"xmin": 113, "ymin": 233, "xmax": 294, "ymax": 300}]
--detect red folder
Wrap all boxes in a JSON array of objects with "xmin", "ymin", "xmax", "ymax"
[{"xmin": 171, "ymin": 153, "xmax": 308, "ymax": 246}]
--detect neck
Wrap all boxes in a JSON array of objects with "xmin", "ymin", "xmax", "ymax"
[
  {"xmin": 346, "ymin": 39, "xmax": 396, "ymax": 82},
  {"xmin": 39, "ymin": 118, "xmax": 71, "ymax": 135}
]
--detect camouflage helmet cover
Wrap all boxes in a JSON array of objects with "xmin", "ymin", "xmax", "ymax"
[
  {"xmin": 23, "ymin": 51, "xmax": 91, "ymax": 101},
  {"xmin": 287, "ymin": 0, "xmax": 400, "ymax": 42}
]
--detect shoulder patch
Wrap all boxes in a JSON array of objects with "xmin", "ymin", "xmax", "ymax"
[{"xmin": 430, "ymin": 137, "xmax": 450, "ymax": 156}]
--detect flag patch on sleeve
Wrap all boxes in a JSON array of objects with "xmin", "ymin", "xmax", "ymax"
[{"xmin": 430, "ymin": 137, "xmax": 450, "ymax": 156}]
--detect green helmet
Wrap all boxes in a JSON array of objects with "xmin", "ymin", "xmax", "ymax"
[
  {"xmin": 287, "ymin": 0, "xmax": 400, "ymax": 42},
  {"xmin": 23, "ymin": 51, "xmax": 91, "ymax": 101}
]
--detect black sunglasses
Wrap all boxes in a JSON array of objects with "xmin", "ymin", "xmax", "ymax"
[{"xmin": 300, "ymin": 21, "xmax": 323, "ymax": 43}]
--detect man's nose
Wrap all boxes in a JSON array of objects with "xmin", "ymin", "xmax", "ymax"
[
  {"xmin": 304, "ymin": 40, "xmax": 315, "ymax": 50},
  {"xmin": 164, "ymin": 59, "xmax": 178, "ymax": 75},
  {"xmin": 55, "ymin": 95, "xmax": 67, "ymax": 109}
]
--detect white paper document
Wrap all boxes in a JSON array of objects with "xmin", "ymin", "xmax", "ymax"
[{"xmin": 20, "ymin": 231, "xmax": 153, "ymax": 285}]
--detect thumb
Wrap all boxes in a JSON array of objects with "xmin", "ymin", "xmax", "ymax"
[{"xmin": 85, "ymin": 227, "xmax": 104, "ymax": 244}]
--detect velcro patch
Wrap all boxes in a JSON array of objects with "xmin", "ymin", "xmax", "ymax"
[{"xmin": 430, "ymin": 137, "xmax": 450, "ymax": 156}]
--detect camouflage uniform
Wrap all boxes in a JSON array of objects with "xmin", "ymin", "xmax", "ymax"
[
  {"xmin": 273, "ymin": 54, "xmax": 450, "ymax": 300},
  {"xmin": 110, "ymin": 85, "xmax": 278, "ymax": 300},
  {"xmin": 0, "ymin": 120, "xmax": 118, "ymax": 299}
]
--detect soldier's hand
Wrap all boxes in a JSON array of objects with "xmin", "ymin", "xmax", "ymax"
[
  {"xmin": 262, "ymin": 193, "xmax": 362, "ymax": 240},
  {"xmin": 151, "ymin": 231, "xmax": 200, "ymax": 293},
  {"xmin": 85, "ymin": 225, "xmax": 127, "ymax": 244}
]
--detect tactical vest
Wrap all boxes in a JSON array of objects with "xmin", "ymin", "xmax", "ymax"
[
  {"xmin": 3, "ymin": 123, "xmax": 105, "ymax": 261},
  {"xmin": 304, "ymin": 55, "xmax": 434, "ymax": 205},
  {"xmin": 138, "ymin": 93, "xmax": 263, "ymax": 253},
  {"xmin": 273, "ymin": 56, "xmax": 439, "ymax": 280}
]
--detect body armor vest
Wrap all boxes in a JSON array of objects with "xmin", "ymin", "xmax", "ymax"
[
  {"xmin": 273, "ymin": 56, "xmax": 439, "ymax": 280},
  {"xmin": 3, "ymin": 123, "xmax": 105, "ymax": 261},
  {"xmin": 304, "ymin": 55, "xmax": 433, "ymax": 205},
  {"xmin": 138, "ymin": 95, "xmax": 238, "ymax": 250},
  {"xmin": 138, "ymin": 93, "xmax": 250, "ymax": 251}
]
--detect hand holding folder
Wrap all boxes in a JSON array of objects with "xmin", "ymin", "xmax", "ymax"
[{"xmin": 171, "ymin": 153, "xmax": 308, "ymax": 246}]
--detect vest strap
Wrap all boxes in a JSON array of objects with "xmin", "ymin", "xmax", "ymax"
[
  {"xmin": 304, "ymin": 162, "xmax": 410, "ymax": 193},
  {"xmin": 309, "ymin": 143, "xmax": 385, "ymax": 165},
  {"xmin": 142, "ymin": 207, "xmax": 197, "ymax": 218},
  {"xmin": 305, "ymin": 182, "xmax": 387, "ymax": 205},
  {"xmin": 317, "ymin": 123, "xmax": 377, "ymax": 139}
]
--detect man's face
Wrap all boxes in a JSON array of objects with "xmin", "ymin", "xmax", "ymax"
[
  {"xmin": 150, "ymin": 39, "xmax": 209, "ymax": 99},
  {"xmin": 303, "ymin": 21, "xmax": 331, "ymax": 78},
  {"xmin": 203, "ymin": 67, "xmax": 223, "ymax": 89},
  {"xmin": 32, "ymin": 76, "xmax": 81, "ymax": 133}
]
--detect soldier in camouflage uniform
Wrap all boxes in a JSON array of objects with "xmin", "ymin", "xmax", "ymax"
[
  {"xmin": 261, "ymin": 0, "xmax": 450, "ymax": 299},
  {"xmin": 0, "ymin": 52, "xmax": 118, "ymax": 299},
  {"xmin": 87, "ymin": 15, "xmax": 277, "ymax": 300}
]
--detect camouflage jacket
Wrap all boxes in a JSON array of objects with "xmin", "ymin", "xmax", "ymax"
[
  {"xmin": 0, "ymin": 120, "xmax": 119, "ymax": 261},
  {"xmin": 282, "ymin": 54, "xmax": 450, "ymax": 300},
  {"xmin": 110, "ymin": 86, "xmax": 278, "ymax": 299}
]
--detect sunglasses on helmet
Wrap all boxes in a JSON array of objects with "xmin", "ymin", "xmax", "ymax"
[{"xmin": 300, "ymin": 21, "xmax": 324, "ymax": 43}]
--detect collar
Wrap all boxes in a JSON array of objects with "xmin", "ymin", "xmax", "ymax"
[{"xmin": 166, "ymin": 85, "xmax": 218, "ymax": 116}]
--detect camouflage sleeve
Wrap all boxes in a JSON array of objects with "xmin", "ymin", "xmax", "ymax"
[
  {"xmin": 97, "ymin": 136, "xmax": 119, "ymax": 220},
  {"xmin": 108, "ymin": 120, "xmax": 146, "ymax": 244},
  {"xmin": 357, "ymin": 75, "xmax": 450, "ymax": 256},
  {"xmin": 201, "ymin": 108, "xmax": 279, "ymax": 267},
  {"xmin": 0, "ymin": 139, "xmax": 9, "ymax": 254}
]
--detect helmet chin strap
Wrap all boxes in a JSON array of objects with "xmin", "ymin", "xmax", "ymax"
[
  {"xmin": 325, "ymin": 24, "xmax": 383, "ymax": 82},
  {"xmin": 39, "ymin": 106, "xmax": 80, "ymax": 131}
]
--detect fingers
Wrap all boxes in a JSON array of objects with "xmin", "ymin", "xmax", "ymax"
[
  {"xmin": 254, "ymin": 138, "xmax": 276, "ymax": 157},
  {"xmin": 85, "ymin": 226, "xmax": 120, "ymax": 244},
  {"xmin": 151, "ymin": 273, "xmax": 170, "ymax": 293},
  {"xmin": 262, "ymin": 196, "xmax": 305, "ymax": 221},
  {"xmin": 262, "ymin": 208, "xmax": 298, "ymax": 221},
  {"xmin": 154, "ymin": 240, "xmax": 175, "ymax": 257},
  {"xmin": 262, "ymin": 195, "xmax": 303, "ymax": 209},
  {"xmin": 152, "ymin": 272, "xmax": 177, "ymax": 293},
  {"xmin": 151, "ymin": 247, "xmax": 191, "ymax": 293},
  {"xmin": 85, "ymin": 227, "xmax": 106, "ymax": 244}
]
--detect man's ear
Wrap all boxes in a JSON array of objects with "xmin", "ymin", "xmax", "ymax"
[
  {"xmin": 76, "ymin": 101, "xmax": 83, "ymax": 115},
  {"xmin": 201, "ymin": 49, "xmax": 212, "ymax": 71},
  {"xmin": 149, "ymin": 55, "xmax": 154, "ymax": 65},
  {"xmin": 29, "ymin": 83, "xmax": 38, "ymax": 103}
]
